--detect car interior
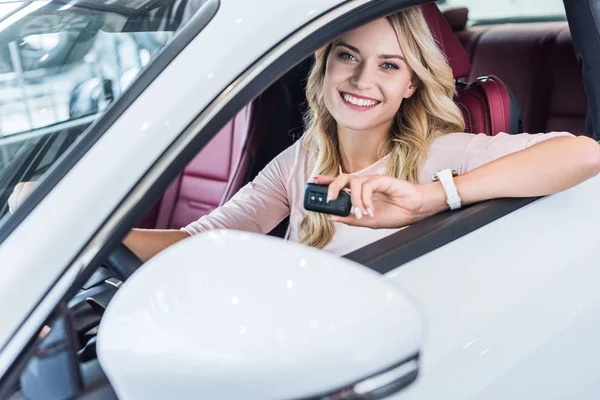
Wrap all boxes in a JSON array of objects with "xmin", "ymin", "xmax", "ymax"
[
  {"xmin": 3, "ymin": 1, "xmax": 591, "ymax": 399},
  {"xmin": 136, "ymin": 2, "xmax": 587, "ymax": 235}
]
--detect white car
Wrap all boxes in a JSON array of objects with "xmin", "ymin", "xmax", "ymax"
[{"xmin": 1, "ymin": 0, "xmax": 600, "ymax": 399}]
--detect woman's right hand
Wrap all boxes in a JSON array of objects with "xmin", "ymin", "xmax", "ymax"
[
  {"xmin": 313, "ymin": 174, "xmax": 448, "ymax": 229},
  {"xmin": 8, "ymin": 182, "xmax": 37, "ymax": 213}
]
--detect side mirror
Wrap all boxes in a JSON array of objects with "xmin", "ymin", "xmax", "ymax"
[{"xmin": 97, "ymin": 231, "xmax": 424, "ymax": 399}]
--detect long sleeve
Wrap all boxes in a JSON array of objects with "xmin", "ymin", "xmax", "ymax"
[
  {"xmin": 420, "ymin": 131, "xmax": 574, "ymax": 182},
  {"xmin": 182, "ymin": 141, "xmax": 302, "ymax": 235}
]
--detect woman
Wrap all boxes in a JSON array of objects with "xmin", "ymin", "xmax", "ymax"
[{"xmin": 9, "ymin": 8, "xmax": 600, "ymax": 261}]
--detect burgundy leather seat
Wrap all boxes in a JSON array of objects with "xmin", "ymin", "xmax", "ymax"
[
  {"xmin": 138, "ymin": 82, "xmax": 295, "ymax": 229},
  {"xmin": 154, "ymin": 106, "xmax": 253, "ymax": 229},
  {"xmin": 445, "ymin": 7, "xmax": 587, "ymax": 135},
  {"xmin": 422, "ymin": 3, "xmax": 520, "ymax": 136}
]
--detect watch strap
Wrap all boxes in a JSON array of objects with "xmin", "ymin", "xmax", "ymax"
[{"xmin": 434, "ymin": 169, "xmax": 462, "ymax": 210}]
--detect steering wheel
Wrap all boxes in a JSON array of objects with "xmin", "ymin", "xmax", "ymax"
[{"xmin": 105, "ymin": 244, "xmax": 143, "ymax": 282}]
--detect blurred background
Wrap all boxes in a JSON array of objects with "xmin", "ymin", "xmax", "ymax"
[{"xmin": 437, "ymin": 0, "xmax": 565, "ymax": 20}]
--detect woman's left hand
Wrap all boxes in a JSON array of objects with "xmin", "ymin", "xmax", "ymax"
[{"xmin": 313, "ymin": 174, "xmax": 447, "ymax": 229}]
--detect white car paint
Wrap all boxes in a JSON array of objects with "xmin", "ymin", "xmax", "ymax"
[
  {"xmin": 0, "ymin": 0, "xmax": 599, "ymax": 398},
  {"xmin": 97, "ymin": 230, "xmax": 422, "ymax": 399},
  {"xmin": 96, "ymin": 176, "xmax": 600, "ymax": 400},
  {"xmin": 0, "ymin": 0, "xmax": 354, "ymax": 375},
  {"xmin": 389, "ymin": 175, "xmax": 600, "ymax": 399}
]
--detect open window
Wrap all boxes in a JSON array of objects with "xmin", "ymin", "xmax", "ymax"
[{"xmin": 0, "ymin": 0, "xmax": 554, "ymax": 397}]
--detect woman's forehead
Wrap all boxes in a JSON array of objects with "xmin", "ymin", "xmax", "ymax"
[{"xmin": 335, "ymin": 18, "xmax": 403, "ymax": 55}]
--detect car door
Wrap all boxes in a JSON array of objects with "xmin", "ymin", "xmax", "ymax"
[
  {"xmin": 2, "ymin": 0, "xmax": 599, "ymax": 398},
  {"xmin": 0, "ymin": 0, "xmax": 415, "ymax": 395},
  {"xmin": 0, "ymin": 0, "xmax": 230, "ymax": 385}
]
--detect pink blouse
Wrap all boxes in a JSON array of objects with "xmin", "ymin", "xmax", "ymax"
[{"xmin": 182, "ymin": 131, "xmax": 572, "ymax": 255}]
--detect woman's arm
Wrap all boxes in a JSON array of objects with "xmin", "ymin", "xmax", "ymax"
[
  {"xmin": 123, "ymin": 154, "xmax": 294, "ymax": 261},
  {"xmin": 123, "ymin": 167, "xmax": 291, "ymax": 262},
  {"xmin": 317, "ymin": 135, "xmax": 600, "ymax": 228},
  {"xmin": 123, "ymin": 229, "xmax": 191, "ymax": 262},
  {"xmin": 453, "ymin": 135, "xmax": 600, "ymax": 205},
  {"xmin": 124, "ymin": 142, "xmax": 302, "ymax": 260},
  {"xmin": 8, "ymin": 142, "xmax": 300, "ymax": 262}
]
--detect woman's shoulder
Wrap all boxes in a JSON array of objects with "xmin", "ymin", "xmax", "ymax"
[
  {"xmin": 260, "ymin": 137, "xmax": 312, "ymax": 186},
  {"xmin": 270, "ymin": 137, "xmax": 309, "ymax": 167},
  {"xmin": 428, "ymin": 131, "xmax": 475, "ymax": 151}
]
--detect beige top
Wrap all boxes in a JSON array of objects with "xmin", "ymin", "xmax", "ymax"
[{"xmin": 183, "ymin": 131, "xmax": 572, "ymax": 255}]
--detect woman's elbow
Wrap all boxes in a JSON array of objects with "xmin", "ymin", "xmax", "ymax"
[{"xmin": 576, "ymin": 135, "xmax": 600, "ymax": 176}]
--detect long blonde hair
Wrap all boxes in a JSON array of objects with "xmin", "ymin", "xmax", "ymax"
[{"xmin": 299, "ymin": 7, "xmax": 465, "ymax": 248}]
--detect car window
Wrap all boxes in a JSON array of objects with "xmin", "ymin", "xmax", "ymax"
[
  {"xmin": 0, "ymin": 0, "xmax": 213, "ymax": 219},
  {"xmin": 436, "ymin": 0, "xmax": 565, "ymax": 22}
]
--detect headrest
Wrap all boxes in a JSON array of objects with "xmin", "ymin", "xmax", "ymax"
[
  {"xmin": 421, "ymin": 3, "xmax": 471, "ymax": 78},
  {"xmin": 442, "ymin": 7, "xmax": 469, "ymax": 31}
]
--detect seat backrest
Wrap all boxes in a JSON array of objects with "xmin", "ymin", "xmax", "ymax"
[
  {"xmin": 422, "ymin": 3, "xmax": 520, "ymax": 136},
  {"xmin": 422, "ymin": 3, "xmax": 471, "ymax": 80},
  {"xmin": 455, "ymin": 75, "xmax": 521, "ymax": 135},
  {"xmin": 153, "ymin": 105, "xmax": 253, "ymax": 229},
  {"xmin": 150, "ymin": 81, "xmax": 295, "ymax": 229},
  {"xmin": 446, "ymin": 7, "xmax": 586, "ymax": 134},
  {"xmin": 546, "ymin": 28, "xmax": 587, "ymax": 133}
]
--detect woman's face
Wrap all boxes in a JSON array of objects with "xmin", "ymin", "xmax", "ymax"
[{"xmin": 323, "ymin": 18, "xmax": 416, "ymax": 132}]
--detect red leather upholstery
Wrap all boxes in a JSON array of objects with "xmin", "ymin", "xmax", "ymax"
[
  {"xmin": 154, "ymin": 106, "xmax": 253, "ymax": 229},
  {"xmin": 423, "ymin": 4, "xmax": 518, "ymax": 135},
  {"xmin": 445, "ymin": 7, "xmax": 587, "ymax": 135},
  {"xmin": 421, "ymin": 3, "xmax": 471, "ymax": 79},
  {"xmin": 455, "ymin": 75, "xmax": 516, "ymax": 135},
  {"xmin": 146, "ymin": 82, "xmax": 295, "ymax": 229}
]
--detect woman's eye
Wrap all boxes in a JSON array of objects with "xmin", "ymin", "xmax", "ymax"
[
  {"xmin": 382, "ymin": 62, "xmax": 399, "ymax": 70},
  {"xmin": 339, "ymin": 52, "xmax": 357, "ymax": 62}
]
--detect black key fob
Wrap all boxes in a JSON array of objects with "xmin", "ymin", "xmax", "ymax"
[{"xmin": 304, "ymin": 183, "xmax": 351, "ymax": 217}]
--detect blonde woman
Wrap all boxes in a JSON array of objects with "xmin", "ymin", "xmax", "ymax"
[{"xmin": 9, "ymin": 8, "xmax": 600, "ymax": 261}]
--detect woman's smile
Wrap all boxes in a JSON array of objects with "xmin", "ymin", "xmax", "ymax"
[{"xmin": 339, "ymin": 91, "xmax": 381, "ymax": 111}]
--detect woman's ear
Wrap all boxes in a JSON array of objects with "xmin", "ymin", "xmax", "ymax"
[{"xmin": 404, "ymin": 80, "xmax": 418, "ymax": 99}]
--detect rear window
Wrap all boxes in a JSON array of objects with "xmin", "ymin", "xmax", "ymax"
[{"xmin": 437, "ymin": 0, "xmax": 566, "ymax": 22}]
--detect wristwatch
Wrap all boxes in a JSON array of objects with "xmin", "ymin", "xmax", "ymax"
[{"xmin": 433, "ymin": 169, "xmax": 462, "ymax": 210}]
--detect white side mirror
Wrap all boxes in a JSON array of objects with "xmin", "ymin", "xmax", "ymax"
[{"xmin": 97, "ymin": 231, "xmax": 424, "ymax": 399}]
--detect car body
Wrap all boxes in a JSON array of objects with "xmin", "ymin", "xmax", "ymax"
[{"xmin": 1, "ymin": 0, "xmax": 600, "ymax": 398}]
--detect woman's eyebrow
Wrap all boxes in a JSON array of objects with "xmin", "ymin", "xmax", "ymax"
[
  {"xmin": 334, "ymin": 41, "xmax": 405, "ymax": 61},
  {"xmin": 334, "ymin": 41, "xmax": 360, "ymax": 53},
  {"xmin": 379, "ymin": 53, "xmax": 405, "ymax": 61}
]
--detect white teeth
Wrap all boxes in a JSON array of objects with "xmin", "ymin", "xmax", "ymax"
[{"xmin": 342, "ymin": 93, "xmax": 378, "ymax": 107}]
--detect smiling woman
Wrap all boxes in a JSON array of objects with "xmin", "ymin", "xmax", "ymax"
[
  {"xmin": 299, "ymin": 10, "xmax": 464, "ymax": 247},
  {"xmin": 119, "ymin": 5, "xmax": 600, "ymax": 261}
]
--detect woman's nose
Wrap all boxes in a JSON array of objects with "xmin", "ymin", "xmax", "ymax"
[{"xmin": 350, "ymin": 63, "xmax": 376, "ymax": 90}]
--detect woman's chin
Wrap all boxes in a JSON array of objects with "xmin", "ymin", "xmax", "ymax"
[{"xmin": 337, "ymin": 119, "xmax": 383, "ymax": 133}]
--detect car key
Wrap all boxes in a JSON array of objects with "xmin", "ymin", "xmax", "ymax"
[{"xmin": 304, "ymin": 183, "xmax": 352, "ymax": 217}]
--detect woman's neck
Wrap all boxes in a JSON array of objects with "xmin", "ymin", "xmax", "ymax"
[{"xmin": 337, "ymin": 122, "xmax": 391, "ymax": 174}]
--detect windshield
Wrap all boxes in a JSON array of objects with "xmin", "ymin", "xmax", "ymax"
[
  {"xmin": 437, "ymin": 0, "xmax": 566, "ymax": 21},
  {"xmin": 0, "ymin": 0, "xmax": 210, "ymax": 219}
]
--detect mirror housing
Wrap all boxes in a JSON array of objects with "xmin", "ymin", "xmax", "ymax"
[{"xmin": 97, "ymin": 231, "xmax": 424, "ymax": 399}]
